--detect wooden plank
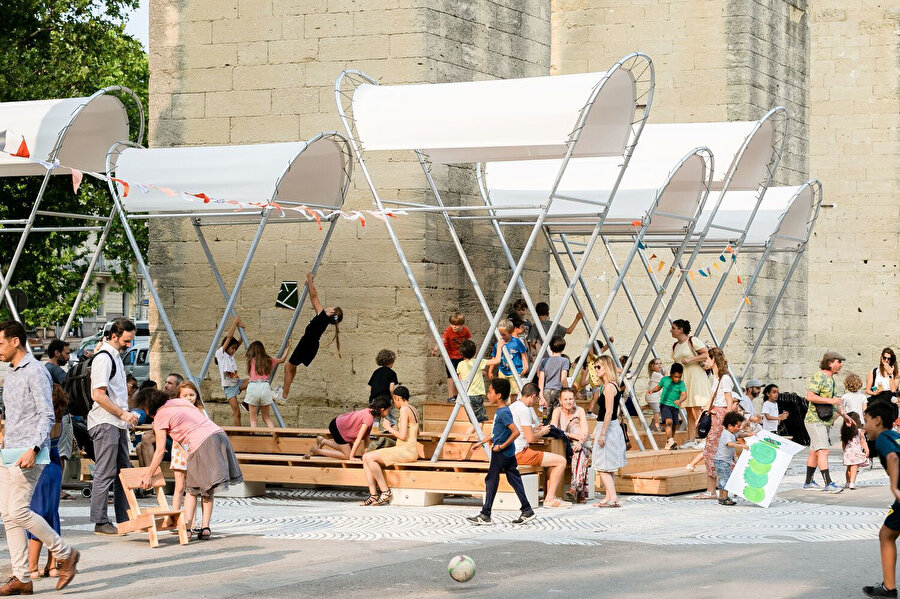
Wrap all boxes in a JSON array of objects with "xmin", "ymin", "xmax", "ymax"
[
  {"xmin": 618, "ymin": 448, "xmax": 702, "ymax": 475},
  {"xmin": 609, "ymin": 467, "xmax": 707, "ymax": 495}
]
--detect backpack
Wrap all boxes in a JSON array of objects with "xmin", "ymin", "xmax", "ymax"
[{"xmin": 64, "ymin": 349, "xmax": 116, "ymax": 418}]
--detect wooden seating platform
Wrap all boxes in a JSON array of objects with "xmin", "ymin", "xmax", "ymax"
[
  {"xmin": 235, "ymin": 454, "xmax": 541, "ymax": 509},
  {"xmin": 596, "ymin": 448, "xmax": 706, "ymax": 496}
]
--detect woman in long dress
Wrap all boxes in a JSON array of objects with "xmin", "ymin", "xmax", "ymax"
[
  {"xmin": 695, "ymin": 347, "xmax": 737, "ymax": 500},
  {"xmin": 591, "ymin": 355, "xmax": 627, "ymax": 508},
  {"xmin": 670, "ymin": 319, "xmax": 710, "ymax": 448}
]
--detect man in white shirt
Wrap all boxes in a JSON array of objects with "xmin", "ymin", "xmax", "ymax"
[
  {"xmin": 88, "ymin": 318, "xmax": 138, "ymax": 536},
  {"xmin": 508, "ymin": 383, "xmax": 571, "ymax": 508}
]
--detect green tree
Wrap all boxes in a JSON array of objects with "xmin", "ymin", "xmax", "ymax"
[{"xmin": 0, "ymin": 0, "xmax": 148, "ymax": 327}]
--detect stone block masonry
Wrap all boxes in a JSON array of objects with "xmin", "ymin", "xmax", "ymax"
[{"xmin": 148, "ymin": 0, "xmax": 551, "ymax": 427}]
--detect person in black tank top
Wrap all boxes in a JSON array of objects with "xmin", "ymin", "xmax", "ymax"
[{"xmin": 279, "ymin": 273, "xmax": 343, "ymax": 402}]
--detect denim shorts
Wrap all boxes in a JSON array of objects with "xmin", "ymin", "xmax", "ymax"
[
  {"xmin": 223, "ymin": 379, "xmax": 243, "ymax": 400},
  {"xmin": 714, "ymin": 459, "xmax": 733, "ymax": 490}
]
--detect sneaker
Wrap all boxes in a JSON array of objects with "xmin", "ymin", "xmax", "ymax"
[
  {"xmin": 848, "ymin": 482, "xmax": 857, "ymax": 490},
  {"xmin": 864, "ymin": 583, "xmax": 898, "ymax": 597},
  {"xmin": 271, "ymin": 386, "xmax": 286, "ymax": 405},
  {"xmin": 466, "ymin": 513, "xmax": 492, "ymax": 526},
  {"xmin": 823, "ymin": 482, "xmax": 843, "ymax": 494},
  {"xmin": 94, "ymin": 522, "xmax": 119, "ymax": 536},
  {"xmin": 693, "ymin": 439, "xmax": 706, "ymax": 450},
  {"xmin": 802, "ymin": 481, "xmax": 821, "ymax": 491},
  {"xmin": 664, "ymin": 438, "xmax": 677, "ymax": 450},
  {"xmin": 679, "ymin": 439, "xmax": 696, "ymax": 449},
  {"xmin": 446, "ymin": 396, "xmax": 457, "ymax": 403},
  {"xmin": 587, "ymin": 413, "xmax": 597, "ymax": 420},
  {"xmin": 511, "ymin": 510, "xmax": 536, "ymax": 524},
  {"xmin": 241, "ymin": 402, "xmax": 250, "ymax": 413}
]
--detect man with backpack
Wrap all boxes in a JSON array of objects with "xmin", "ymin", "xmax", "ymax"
[{"xmin": 87, "ymin": 318, "xmax": 138, "ymax": 535}]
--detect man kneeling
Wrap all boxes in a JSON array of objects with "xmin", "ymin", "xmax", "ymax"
[{"xmin": 509, "ymin": 383, "xmax": 571, "ymax": 508}]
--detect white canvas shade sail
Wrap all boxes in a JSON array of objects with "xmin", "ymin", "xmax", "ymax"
[
  {"xmin": 636, "ymin": 119, "xmax": 776, "ymax": 191},
  {"xmin": 113, "ymin": 136, "xmax": 349, "ymax": 214},
  {"xmin": 0, "ymin": 95, "xmax": 128, "ymax": 177},
  {"xmin": 484, "ymin": 151, "xmax": 709, "ymax": 235},
  {"xmin": 351, "ymin": 69, "xmax": 637, "ymax": 163},
  {"xmin": 696, "ymin": 184, "xmax": 818, "ymax": 250}
]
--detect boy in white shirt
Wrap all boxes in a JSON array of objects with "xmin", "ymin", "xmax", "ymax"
[{"xmin": 215, "ymin": 316, "xmax": 248, "ymax": 426}]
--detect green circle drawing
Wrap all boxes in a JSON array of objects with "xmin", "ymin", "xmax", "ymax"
[
  {"xmin": 749, "ymin": 460, "xmax": 772, "ymax": 475},
  {"xmin": 743, "ymin": 468, "xmax": 769, "ymax": 487},
  {"xmin": 744, "ymin": 485, "xmax": 766, "ymax": 503},
  {"xmin": 750, "ymin": 442, "xmax": 777, "ymax": 465}
]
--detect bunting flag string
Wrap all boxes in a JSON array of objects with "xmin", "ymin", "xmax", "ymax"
[
  {"xmin": 638, "ymin": 241, "xmax": 751, "ymax": 304},
  {"xmin": 1, "ymin": 141, "xmax": 406, "ymax": 226}
]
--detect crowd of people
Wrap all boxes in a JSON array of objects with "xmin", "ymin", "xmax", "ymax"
[{"xmin": 0, "ymin": 282, "xmax": 897, "ymax": 595}]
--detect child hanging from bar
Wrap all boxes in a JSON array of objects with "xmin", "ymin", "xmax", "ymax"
[
  {"xmin": 215, "ymin": 316, "xmax": 249, "ymax": 426},
  {"xmin": 279, "ymin": 272, "xmax": 343, "ymax": 403},
  {"xmin": 487, "ymin": 319, "xmax": 528, "ymax": 403}
]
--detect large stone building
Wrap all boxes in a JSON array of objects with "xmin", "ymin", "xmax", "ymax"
[{"xmin": 148, "ymin": 0, "xmax": 897, "ymax": 426}]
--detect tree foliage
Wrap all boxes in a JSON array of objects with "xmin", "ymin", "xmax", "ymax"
[{"xmin": 0, "ymin": 0, "xmax": 149, "ymax": 326}]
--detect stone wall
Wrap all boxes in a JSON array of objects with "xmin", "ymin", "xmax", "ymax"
[
  {"xmin": 147, "ymin": 0, "xmax": 551, "ymax": 426},
  {"xmin": 549, "ymin": 0, "xmax": 814, "ymax": 392},
  {"xmin": 806, "ymin": 3, "xmax": 899, "ymax": 379}
]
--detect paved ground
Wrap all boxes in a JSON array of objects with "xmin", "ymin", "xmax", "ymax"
[{"xmin": 0, "ymin": 448, "xmax": 892, "ymax": 598}]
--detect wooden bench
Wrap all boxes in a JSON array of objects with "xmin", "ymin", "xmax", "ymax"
[{"xmin": 235, "ymin": 454, "xmax": 541, "ymax": 509}]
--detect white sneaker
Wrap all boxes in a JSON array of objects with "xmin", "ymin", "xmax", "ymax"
[
  {"xmin": 679, "ymin": 440, "xmax": 696, "ymax": 449},
  {"xmin": 271, "ymin": 386, "xmax": 286, "ymax": 405},
  {"xmin": 693, "ymin": 439, "xmax": 706, "ymax": 450}
]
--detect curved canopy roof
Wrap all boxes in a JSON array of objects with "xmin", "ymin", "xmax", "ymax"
[
  {"xmin": 351, "ymin": 67, "xmax": 638, "ymax": 164},
  {"xmin": 484, "ymin": 148, "xmax": 711, "ymax": 236},
  {"xmin": 0, "ymin": 94, "xmax": 129, "ymax": 177},
  {"xmin": 696, "ymin": 181, "xmax": 821, "ymax": 250},
  {"xmin": 113, "ymin": 134, "xmax": 351, "ymax": 214},
  {"xmin": 635, "ymin": 113, "xmax": 780, "ymax": 191}
]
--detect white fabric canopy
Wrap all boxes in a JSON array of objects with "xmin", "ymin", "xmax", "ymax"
[
  {"xmin": 0, "ymin": 95, "xmax": 128, "ymax": 177},
  {"xmin": 484, "ymin": 149, "xmax": 709, "ymax": 235},
  {"xmin": 635, "ymin": 118, "xmax": 776, "ymax": 191},
  {"xmin": 696, "ymin": 184, "xmax": 817, "ymax": 249},
  {"xmin": 352, "ymin": 69, "xmax": 636, "ymax": 163},
  {"xmin": 114, "ymin": 137, "xmax": 349, "ymax": 214}
]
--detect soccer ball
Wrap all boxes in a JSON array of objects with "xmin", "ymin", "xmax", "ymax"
[{"xmin": 448, "ymin": 555, "xmax": 476, "ymax": 583}]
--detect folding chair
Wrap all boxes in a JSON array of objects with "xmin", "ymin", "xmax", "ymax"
[{"xmin": 116, "ymin": 467, "xmax": 189, "ymax": 548}]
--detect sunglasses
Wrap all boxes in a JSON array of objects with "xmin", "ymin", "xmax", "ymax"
[{"xmin": 883, "ymin": 356, "xmax": 894, "ymax": 361}]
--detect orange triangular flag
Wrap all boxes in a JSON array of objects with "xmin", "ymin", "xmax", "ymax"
[
  {"xmin": 12, "ymin": 138, "xmax": 29, "ymax": 158},
  {"xmin": 110, "ymin": 177, "xmax": 130, "ymax": 197},
  {"xmin": 737, "ymin": 275, "xmax": 743, "ymax": 284}
]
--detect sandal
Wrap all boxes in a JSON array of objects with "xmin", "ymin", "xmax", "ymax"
[
  {"xmin": 29, "ymin": 570, "xmax": 42, "ymax": 580},
  {"xmin": 198, "ymin": 527, "xmax": 212, "ymax": 540},
  {"xmin": 303, "ymin": 436, "xmax": 325, "ymax": 459},
  {"xmin": 360, "ymin": 494, "xmax": 379, "ymax": 506},
  {"xmin": 691, "ymin": 492, "xmax": 717, "ymax": 500},
  {"xmin": 373, "ymin": 489, "xmax": 393, "ymax": 506},
  {"xmin": 593, "ymin": 500, "xmax": 621, "ymax": 508},
  {"xmin": 718, "ymin": 497, "xmax": 737, "ymax": 506}
]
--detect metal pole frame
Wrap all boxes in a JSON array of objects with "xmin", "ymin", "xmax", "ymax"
[
  {"xmin": 546, "ymin": 148, "xmax": 713, "ymax": 451},
  {"xmin": 621, "ymin": 107, "xmax": 789, "ymax": 394},
  {"xmin": 103, "ymin": 133, "xmax": 353, "ymax": 418},
  {"xmin": 0, "ymin": 87, "xmax": 145, "ymax": 321},
  {"xmin": 336, "ymin": 53, "xmax": 654, "ymax": 461},
  {"xmin": 738, "ymin": 180, "xmax": 822, "ymax": 381}
]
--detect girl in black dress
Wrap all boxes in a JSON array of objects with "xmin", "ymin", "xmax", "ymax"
[{"xmin": 278, "ymin": 272, "xmax": 342, "ymax": 402}]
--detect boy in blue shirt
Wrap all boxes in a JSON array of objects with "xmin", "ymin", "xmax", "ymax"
[
  {"xmin": 863, "ymin": 400, "xmax": 900, "ymax": 597},
  {"xmin": 467, "ymin": 378, "xmax": 535, "ymax": 526},
  {"xmin": 489, "ymin": 319, "xmax": 529, "ymax": 402}
]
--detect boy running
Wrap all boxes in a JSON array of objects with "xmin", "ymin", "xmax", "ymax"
[{"xmin": 863, "ymin": 400, "xmax": 900, "ymax": 598}]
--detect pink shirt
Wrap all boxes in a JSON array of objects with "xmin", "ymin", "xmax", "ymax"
[
  {"xmin": 249, "ymin": 357, "xmax": 276, "ymax": 382},
  {"xmin": 153, "ymin": 398, "xmax": 222, "ymax": 452},
  {"xmin": 335, "ymin": 408, "xmax": 374, "ymax": 443}
]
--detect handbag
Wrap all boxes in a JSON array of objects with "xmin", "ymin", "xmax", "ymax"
[
  {"xmin": 619, "ymin": 419, "xmax": 632, "ymax": 450},
  {"xmin": 813, "ymin": 376, "xmax": 835, "ymax": 421},
  {"xmin": 697, "ymin": 377, "xmax": 722, "ymax": 440}
]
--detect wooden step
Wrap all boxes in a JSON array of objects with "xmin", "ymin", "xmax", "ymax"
[
  {"xmin": 422, "ymin": 401, "xmax": 498, "ymax": 421},
  {"xmin": 608, "ymin": 466, "xmax": 707, "ymax": 495},
  {"xmin": 618, "ymin": 448, "xmax": 703, "ymax": 474}
]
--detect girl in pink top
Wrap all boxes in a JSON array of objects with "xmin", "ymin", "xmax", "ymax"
[
  {"xmin": 140, "ymin": 390, "xmax": 242, "ymax": 540},
  {"xmin": 304, "ymin": 396, "xmax": 392, "ymax": 461},
  {"xmin": 245, "ymin": 340, "xmax": 286, "ymax": 429}
]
